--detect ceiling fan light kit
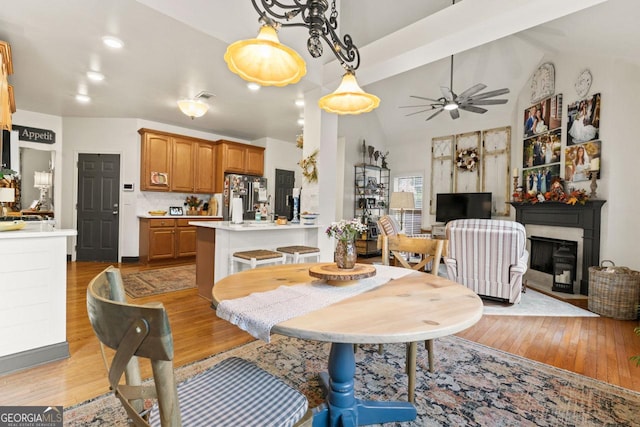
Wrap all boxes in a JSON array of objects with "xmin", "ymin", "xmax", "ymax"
[{"xmin": 225, "ymin": 0, "xmax": 379, "ymax": 115}]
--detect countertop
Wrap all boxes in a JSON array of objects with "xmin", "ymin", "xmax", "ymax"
[
  {"xmin": 0, "ymin": 222, "xmax": 77, "ymax": 239},
  {"xmin": 138, "ymin": 214, "xmax": 223, "ymax": 219},
  {"xmin": 189, "ymin": 220, "xmax": 321, "ymax": 231}
]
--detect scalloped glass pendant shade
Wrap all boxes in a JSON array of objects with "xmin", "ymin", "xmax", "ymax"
[
  {"xmin": 224, "ymin": 25, "xmax": 306, "ymax": 87},
  {"xmin": 318, "ymin": 72, "xmax": 380, "ymax": 115}
]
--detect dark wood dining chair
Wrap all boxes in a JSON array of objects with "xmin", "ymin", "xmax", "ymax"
[{"xmin": 86, "ymin": 266, "xmax": 308, "ymax": 427}]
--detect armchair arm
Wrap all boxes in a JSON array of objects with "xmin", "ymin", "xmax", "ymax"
[{"xmin": 444, "ymin": 258, "xmax": 458, "ymax": 281}]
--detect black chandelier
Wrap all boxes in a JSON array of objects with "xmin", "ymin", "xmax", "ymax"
[
  {"xmin": 251, "ymin": 0, "xmax": 360, "ymax": 72},
  {"xmin": 224, "ymin": 0, "xmax": 379, "ymax": 115}
]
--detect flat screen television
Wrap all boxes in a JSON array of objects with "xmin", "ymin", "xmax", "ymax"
[{"xmin": 436, "ymin": 192, "xmax": 492, "ymax": 223}]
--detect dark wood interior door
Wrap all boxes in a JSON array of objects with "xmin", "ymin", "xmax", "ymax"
[
  {"xmin": 76, "ymin": 153, "xmax": 120, "ymax": 261},
  {"xmin": 274, "ymin": 169, "xmax": 295, "ymax": 218}
]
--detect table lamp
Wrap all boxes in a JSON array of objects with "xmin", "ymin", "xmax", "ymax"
[
  {"xmin": 389, "ymin": 191, "xmax": 415, "ymax": 231},
  {"xmin": 0, "ymin": 187, "xmax": 15, "ymax": 216},
  {"xmin": 34, "ymin": 171, "xmax": 53, "ymax": 211}
]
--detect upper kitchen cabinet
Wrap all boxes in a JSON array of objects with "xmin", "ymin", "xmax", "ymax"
[
  {"xmin": 217, "ymin": 140, "xmax": 264, "ymax": 175},
  {"xmin": 139, "ymin": 128, "xmax": 217, "ymax": 193},
  {"xmin": 215, "ymin": 140, "xmax": 264, "ymax": 191},
  {"xmin": 139, "ymin": 129, "xmax": 172, "ymax": 191}
]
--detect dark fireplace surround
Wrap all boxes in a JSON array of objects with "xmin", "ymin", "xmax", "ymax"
[{"xmin": 511, "ymin": 200, "xmax": 606, "ymax": 295}]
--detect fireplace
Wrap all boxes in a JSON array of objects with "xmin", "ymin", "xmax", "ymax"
[
  {"xmin": 529, "ymin": 236, "xmax": 578, "ymax": 293},
  {"xmin": 511, "ymin": 200, "xmax": 606, "ymax": 295}
]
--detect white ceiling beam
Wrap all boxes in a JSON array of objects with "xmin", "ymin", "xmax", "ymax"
[{"xmin": 323, "ymin": 0, "xmax": 608, "ymax": 87}]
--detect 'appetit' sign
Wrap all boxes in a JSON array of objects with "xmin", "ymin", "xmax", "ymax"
[{"xmin": 12, "ymin": 124, "xmax": 56, "ymax": 144}]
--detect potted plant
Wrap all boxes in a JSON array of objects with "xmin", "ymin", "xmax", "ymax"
[{"xmin": 185, "ymin": 195, "xmax": 202, "ymax": 215}]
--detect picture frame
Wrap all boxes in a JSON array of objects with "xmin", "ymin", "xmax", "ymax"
[{"xmin": 169, "ymin": 206, "xmax": 184, "ymax": 216}]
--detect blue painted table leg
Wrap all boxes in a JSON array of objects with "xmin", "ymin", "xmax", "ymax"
[{"xmin": 312, "ymin": 343, "xmax": 417, "ymax": 426}]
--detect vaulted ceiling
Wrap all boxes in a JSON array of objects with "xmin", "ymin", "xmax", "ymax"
[{"xmin": 1, "ymin": 0, "xmax": 637, "ymax": 142}]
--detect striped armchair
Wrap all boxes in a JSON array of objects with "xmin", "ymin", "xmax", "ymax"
[{"xmin": 444, "ymin": 219, "xmax": 528, "ymax": 304}]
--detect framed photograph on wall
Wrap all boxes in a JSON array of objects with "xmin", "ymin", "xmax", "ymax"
[
  {"xmin": 564, "ymin": 140, "xmax": 601, "ymax": 182},
  {"xmin": 567, "ymin": 93, "xmax": 601, "ymax": 145}
]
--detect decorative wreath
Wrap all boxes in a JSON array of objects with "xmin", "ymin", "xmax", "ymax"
[
  {"xmin": 456, "ymin": 148, "xmax": 479, "ymax": 172},
  {"xmin": 298, "ymin": 149, "xmax": 319, "ymax": 183}
]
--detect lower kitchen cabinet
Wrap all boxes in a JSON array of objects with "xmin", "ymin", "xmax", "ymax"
[{"xmin": 139, "ymin": 218, "xmax": 220, "ymax": 263}]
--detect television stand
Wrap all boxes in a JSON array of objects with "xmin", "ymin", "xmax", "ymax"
[{"xmin": 431, "ymin": 223, "xmax": 446, "ymax": 239}]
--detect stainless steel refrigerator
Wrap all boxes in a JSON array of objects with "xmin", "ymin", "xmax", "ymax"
[{"xmin": 223, "ymin": 173, "xmax": 268, "ymax": 221}]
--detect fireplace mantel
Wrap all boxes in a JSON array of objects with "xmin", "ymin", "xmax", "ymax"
[{"xmin": 510, "ymin": 200, "xmax": 606, "ymax": 295}]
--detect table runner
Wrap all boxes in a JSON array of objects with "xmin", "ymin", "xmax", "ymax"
[{"xmin": 216, "ymin": 265, "xmax": 412, "ymax": 342}]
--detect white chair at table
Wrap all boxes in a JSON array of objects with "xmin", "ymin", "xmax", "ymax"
[
  {"xmin": 376, "ymin": 215, "xmax": 445, "ymax": 403},
  {"xmin": 86, "ymin": 266, "xmax": 308, "ymax": 427}
]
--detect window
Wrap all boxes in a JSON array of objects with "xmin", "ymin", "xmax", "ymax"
[{"xmin": 393, "ymin": 175, "xmax": 423, "ymax": 235}]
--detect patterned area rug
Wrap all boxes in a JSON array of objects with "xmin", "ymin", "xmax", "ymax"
[
  {"xmin": 64, "ymin": 335, "xmax": 639, "ymax": 426},
  {"xmin": 122, "ymin": 264, "xmax": 196, "ymax": 298}
]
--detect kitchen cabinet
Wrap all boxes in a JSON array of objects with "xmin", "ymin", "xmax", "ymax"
[
  {"xmin": 139, "ymin": 217, "xmax": 220, "ymax": 263},
  {"xmin": 140, "ymin": 130, "xmax": 172, "ymax": 191},
  {"xmin": 216, "ymin": 140, "xmax": 265, "ymax": 191},
  {"xmin": 139, "ymin": 129, "xmax": 217, "ymax": 193},
  {"xmin": 194, "ymin": 141, "xmax": 217, "ymax": 193}
]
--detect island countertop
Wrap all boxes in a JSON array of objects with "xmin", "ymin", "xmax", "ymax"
[
  {"xmin": 189, "ymin": 220, "xmax": 321, "ymax": 231},
  {"xmin": 0, "ymin": 222, "xmax": 77, "ymax": 239}
]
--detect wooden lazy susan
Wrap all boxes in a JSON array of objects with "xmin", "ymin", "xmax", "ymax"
[{"xmin": 308, "ymin": 263, "xmax": 376, "ymax": 286}]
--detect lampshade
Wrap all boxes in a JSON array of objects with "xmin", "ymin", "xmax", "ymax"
[
  {"xmin": 389, "ymin": 192, "xmax": 415, "ymax": 210},
  {"xmin": 318, "ymin": 72, "xmax": 380, "ymax": 115},
  {"xmin": 34, "ymin": 171, "xmax": 52, "ymax": 188},
  {"xmin": 0, "ymin": 187, "xmax": 14, "ymax": 203},
  {"xmin": 224, "ymin": 25, "xmax": 306, "ymax": 87},
  {"xmin": 177, "ymin": 99, "xmax": 209, "ymax": 119}
]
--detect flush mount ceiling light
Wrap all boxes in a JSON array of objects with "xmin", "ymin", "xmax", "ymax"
[
  {"xmin": 225, "ymin": 0, "xmax": 379, "ymax": 115},
  {"xmin": 177, "ymin": 91, "xmax": 214, "ymax": 119}
]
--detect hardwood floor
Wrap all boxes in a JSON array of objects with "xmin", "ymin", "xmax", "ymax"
[{"xmin": 0, "ymin": 260, "xmax": 638, "ymax": 409}]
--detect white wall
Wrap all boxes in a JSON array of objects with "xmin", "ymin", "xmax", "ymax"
[
  {"xmin": 61, "ymin": 117, "xmax": 257, "ymax": 259},
  {"xmin": 364, "ymin": 52, "xmax": 640, "ymax": 271}
]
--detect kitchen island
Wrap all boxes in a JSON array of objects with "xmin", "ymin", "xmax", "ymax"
[
  {"xmin": 0, "ymin": 222, "xmax": 77, "ymax": 374},
  {"xmin": 190, "ymin": 221, "xmax": 322, "ymax": 299}
]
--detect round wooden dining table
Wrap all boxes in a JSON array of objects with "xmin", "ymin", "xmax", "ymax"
[{"xmin": 212, "ymin": 263, "xmax": 483, "ymax": 427}]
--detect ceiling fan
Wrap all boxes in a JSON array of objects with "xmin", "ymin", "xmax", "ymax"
[{"xmin": 400, "ymin": 54, "xmax": 510, "ymax": 121}]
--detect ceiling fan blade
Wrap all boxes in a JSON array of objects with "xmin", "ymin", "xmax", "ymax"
[
  {"xmin": 399, "ymin": 104, "xmax": 435, "ymax": 109},
  {"xmin": 449, "ymin": 109, "xmax": 460, "ymax": 120},
  {"xmin": 459, "ymin": 105, "xmax": 488, "ymax": 114},
  {"xmin": 466, "ymin": 98, "xmax": 509, "ymax": 105},
  {"xmin": 440, "ymin": 87, "xmax": 454, "ymax": 101},
  {"xmin": 410, "ymin": 95, "xmax": 442, "ymax": 103},
  {"xmin": 405, "ymin": 108, "xmax": 436, "ymax": 117},
  {"xmin": 426, "ymin": 108, "xmax": 444, "ymax": 121},
  {"xmin": 457, "ymin": 83, "xmax": 487, "ymax": 100},
  {"xmin": 471, "ymin": 88, "xmax": 510, "ymax": 100}
]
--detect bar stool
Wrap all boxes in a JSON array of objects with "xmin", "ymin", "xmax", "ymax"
[
  {"xmin": 276, "ymin": 245, "xmax": 321, "ymax": 264},
  {"xmin": 230, "ymin": 249, "xmax": 286, "ymax": 273}
]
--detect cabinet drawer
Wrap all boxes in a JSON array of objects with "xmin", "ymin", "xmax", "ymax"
[{"xmin": 149, "ymin": 218, "xmax": 176, "ymax": 228}]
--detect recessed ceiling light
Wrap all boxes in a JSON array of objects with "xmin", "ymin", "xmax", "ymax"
[
  {"xmin": 297, "ymin": 118, "xmax": 304, "ymax": 126},
  {"xmin": 247, "ymin": 82, "xmax": 260, "ymax": 91},
  {"xmin": 87, "ymin": 71, "xmax": 105, "ymax": 82},
  {"xmin": 295, "ymin": 99, "xmax": 305, "ymax": 107},
  {"xmin": 75, "ymin": 94, "xmax": 91, "ymax": 103},
  {"xmin": 102, "ymin": 36, "xmax": 124, "ymax": 49}
]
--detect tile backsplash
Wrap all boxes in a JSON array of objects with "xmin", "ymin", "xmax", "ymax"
[{"xmin": 136, "ymin": 192, "xmax": 220, "ymax": 215}]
